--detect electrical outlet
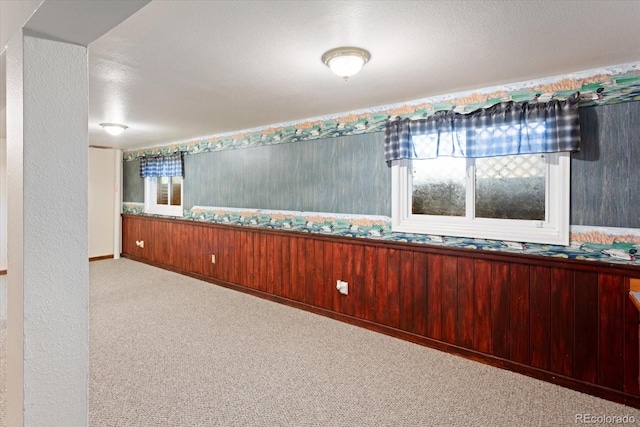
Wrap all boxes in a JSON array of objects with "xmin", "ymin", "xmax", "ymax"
[
  {"xmin": 211, "ymin": 254, "xmax": 216, "ymax": 264},
  {"xmin": 336, "ymin": 280, "xmax": 348, "ymax": 295}
]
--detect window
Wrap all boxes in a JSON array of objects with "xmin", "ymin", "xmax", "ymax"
[
  {"xmin": 144, "ymin": 176, "xmax": 183, "ymax": 216},
  {"xmin": 140, "ymin": 153, "xmax": 184, "ymax": 217},
  {"xmin": 386, "ymin": 94, "xmax": 579, "ymax": 245},
  {"xmin": 392, "ymin": 151, "xmax": 570, "ymax": 245}
]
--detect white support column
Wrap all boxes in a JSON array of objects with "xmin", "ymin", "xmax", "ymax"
[
  {"xmin": 0, "ymin": 137, "xmax": 6, "ymax": 271},
  {"xmin": 6, "ymin": 32, "xmax": 89, "ymax": 426},
  {"xmin": 114, "ymin": 149, "xmax": 123, "ymax": 259}
]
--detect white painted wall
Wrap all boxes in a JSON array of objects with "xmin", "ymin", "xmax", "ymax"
[
  {"xmin": 7, "ymin": 33, "xmax": 89, "ymax": 426},
  {"xmin": 0, "ymin": 137, "xmax": 6, "ymax": 271},
  {"xmin": 88, "ymin": 147, "xmax": 115, "ymax": 258}
]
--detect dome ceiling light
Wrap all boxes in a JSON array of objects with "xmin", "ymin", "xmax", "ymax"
[
  {"xmin": 321, "ymin": 47, "xmax": 371, "ymax": 81},
  {"xmin": 100, "ymin": 123, "xmax": 128, "ymax": 136}
]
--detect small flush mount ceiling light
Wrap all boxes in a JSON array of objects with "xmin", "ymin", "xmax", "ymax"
[
  {"xmin": 322, "ymin": 46, "xmax": 370, "ymax": 80},
  {"xmin": 100, "ymin": 123, "xmax": 128, "ymax": 136}
]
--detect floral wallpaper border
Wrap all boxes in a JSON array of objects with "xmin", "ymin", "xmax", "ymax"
[
  {"xmin": 122, "ymin": 203, "xmax": 640, "ymax": 266},
  {"xmin": 123, "ymin": 62, "xmax": 640, "ymax": 161}
]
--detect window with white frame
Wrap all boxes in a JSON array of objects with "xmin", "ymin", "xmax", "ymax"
[
  {"xmin": 386, "ymin": 94, "xmax": 580, "ymax": 245},
  {"xmin": 392, "ymin": 151, "xmax": 570, "ymax": 245},
  {"xmin": 140, "ymin": 153, "xmax": 184, "ymax": 217},
  {"xmin": 144, "ymin": 175, "xmax": 183, "ymax": 216}
]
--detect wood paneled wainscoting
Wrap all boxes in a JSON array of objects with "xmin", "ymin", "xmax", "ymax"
[{"xmin": 121, "ymin": 214, "xmax": 640, "ymax": 408}]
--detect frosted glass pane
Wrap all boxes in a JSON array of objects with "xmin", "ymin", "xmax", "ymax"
[
  {"xmin": 412, "ymin": 158, "xmax": 466, "ymax": 216},
  {"xmin": 475, "ymin": 154, "xmax": 545, "ymax": 220}
]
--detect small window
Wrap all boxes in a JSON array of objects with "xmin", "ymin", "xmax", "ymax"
[
  {"xmin": 392, "ymin": 151, "xmax": 570, "ymax": 245},
  {"xmin": 145, "ymin": 176, "xmax": 183, "ymax": 216}
]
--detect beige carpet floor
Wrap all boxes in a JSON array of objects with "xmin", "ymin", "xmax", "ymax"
[{"xmin": 1, "ymin": 258, "xmax": 640, "ymax": 426}]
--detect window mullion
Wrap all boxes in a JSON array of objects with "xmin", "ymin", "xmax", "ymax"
[{"xmin": 466, "ymin": 158, "xmax": 475, "ymax": 220}]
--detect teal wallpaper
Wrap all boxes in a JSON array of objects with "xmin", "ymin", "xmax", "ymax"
[
  {"xmin": 123, "ymin": 159, "xmax": 143, "ymax": 203},
  {"xmin": 183, "ymin": 133, "xmax": 389, "ymax": 215},
  {"xmin": 571, "ymin": 101, "xmax": 640, "ymax": 228}
]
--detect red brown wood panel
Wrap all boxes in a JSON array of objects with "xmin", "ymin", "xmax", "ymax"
[
  {"xmin": 530, "ymin": 266, "xmax": 551, "ymax": 371},
  {"xmin": 280, "ymin": 234, "xmax": 291, "ymax": 299},
  {"xmin": 163, "ymin": 222, "xmax": 178, "ymax": 269},
  {"xmin": 303, "ymin": 238, "xmax": 316, "ymax": 306},
  {"xmin": 456, "ymin": 257, "xmax": 474, "ymax": 349},
  {"xmin": 242, "ymin": 230, "xmax": 251, "ymax": 287},
  {"xmin": 293, "ymin": 236, "xmax": 305, "ymax": 301},
  {"xmin": 363, "ymin": 246, "xmax": 377, "ymax": 322},
  {"xmin": 215, "ymin": 228, "xmax": 227, "ymax": 281},
  {"xmin": 509, "ymin": 263, "xmax": 530, "ymax": 364},
  {"xmin": 351, "ymin": 244, "xmax": 366, "ymax": 320},
  {"xmin": 341, "ymin": 242, "xmax": 355, "ymax": 317},
  {"xmin": 123, "ymin": 216, "xmax": 144, "ymax": 259},
  {"xmin": 371, "ymin": 246, "xmax": 398, "ymax": 328},
  {"xmin": 598, "ymin": 273, "xmax": 625, "ymax": 390},
  {"xmin": 312, "ymin": 239, "xmax": 326, "ymax": 308},
  {"xmin": 288, "ymin": 236, "xmax": 298, "ymax": 299},
  {"xmin": 231, "ymin": 229, "xmax": 242, "ymax": 285},
  {"xmin": 573, "ymin": 271, "xmax": 598, "ymax": 383},
  {"xmin": 296, "ymin": 237, "xmax": 309, "ymax": 303},
  {"xmin": 241, "ymin": 230, "xmax": 253, "ymax": 289},
  {"xmin": 441, "ymin": 255, "xmax": 458, "ymax": 344},
  {"xmin": 374, "ymin": 247, "xmax": 389, "ymax": 325},
  {"xmin": 399, "ymin": 251, "xmax": 415, "ymax": 333},
  {"xmin": 332, "ymin": 242, "xmax": 347, "ymax": 313},
  {"xmin": 258, "ymin": 233, "xmax": 269, "ymax": 293},
  {"xmin": 194, "ymin": 227, "xmax": 211, "ymax": 275},
  {"xmin": 473, "ymin": 259, "xmax": 492, "ymax": 353},
  {"xmin": 120, "ymin": 216, "xmax": 134, "ymax": 254},
  {"xmin": 624, "ymin": 277, "xmax": 640, "ymax": 395},
  {"xmin": 265, "ymin": 233, "xmax": 275, "ymax": 294},
  {"xmin": 413, "ymin": 252, "xmax": 428, "ymax": 337},
  {"xmin": 209, "ymin": 226, "xmax": 220, "ymax": 279},
  {"xmin": 224, "ymin": 229, "xmax": 239, "ymax": 283},
  {"xmin": 490, "ymin": 262, "xmax": 510, "ymax": 359},
  {"xmin": 426, "ymin": 254, "xmax": 443, "ymax": 340},
  {"xmin": 551, "ymin": 268, "xmax": 574, "ymax": 377},
  {"xmin": 218, "ymin": 229, "xmax": 232, "ymax": 281},
  {"xmin": 148, "ymin": 219, "xmax": 164, "ymax": 263},
  {"xmin": 189, "ymin": 224, "xmax": 200, "ymax": 272},
  {"xmin": 319, "ymin": 239, "xmax": 333, "ymax": 310},
  {"xmin": 179, "ymin": 223, "xmax": 193, "ymax": 272},
  {"xmin": 386, "ymin": 248, "xmax": 401, "ymax": 329},
  {"xmin": 234, "ymin": 229, "xmax": 244, "ymax": 285},
  {"xmin": 272, "ymin": 234, "xmax": 284, "ymax": 297}
]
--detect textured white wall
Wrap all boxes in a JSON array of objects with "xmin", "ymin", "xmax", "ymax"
[
  {"xmin": 89, "ymin": 147, "xmax": 115, "ymax": 258},
  {"xmin": 0, "ymin": 137, "xmax": 6, "ymax": 271},
  {"xmin": 7, "ymin": 34, "xmax": 88, "ymax": 426}
]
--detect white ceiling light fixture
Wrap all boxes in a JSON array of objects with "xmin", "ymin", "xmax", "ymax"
[
  {"xmin": 322, "ymin": 47, "xmax": 371, "ymax": 80},
  {"xmin": 100, "ymin": 123, "xmax": 128, "ymax": 136}
]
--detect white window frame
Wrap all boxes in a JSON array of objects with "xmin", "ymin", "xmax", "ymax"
[
  {"xmin": 144, "ymin": 176, "xmax": 183, "ymax": 217},
  {"xmin": 391, "ymin": 152, "xmax": 570, "ymax": 245}
]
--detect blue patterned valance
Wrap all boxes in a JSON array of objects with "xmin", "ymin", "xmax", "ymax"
[
  {"xmin": 384, "ymin": 93, "xmax": 580, "ymax": 161},
  {"xmin": 139, "ymin": 153, "xmax": 184, "ymax": 178}
]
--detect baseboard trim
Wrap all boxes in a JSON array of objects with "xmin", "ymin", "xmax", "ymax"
[
  {"xmin": 121, "ymin": 253, "xmax": 640, "ymax": 410},
  {"xmin": 89, "ymin": 255, "xmax": 114, "ymax": 262},
  {"xmin": 0, "ymin": 256, "xmax": 114, "ymax": 274}
]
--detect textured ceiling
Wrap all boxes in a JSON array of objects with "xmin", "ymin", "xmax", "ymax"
[{"xmin": 6, "ymin": 1, "xmax": 640, "ymax": 149}]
